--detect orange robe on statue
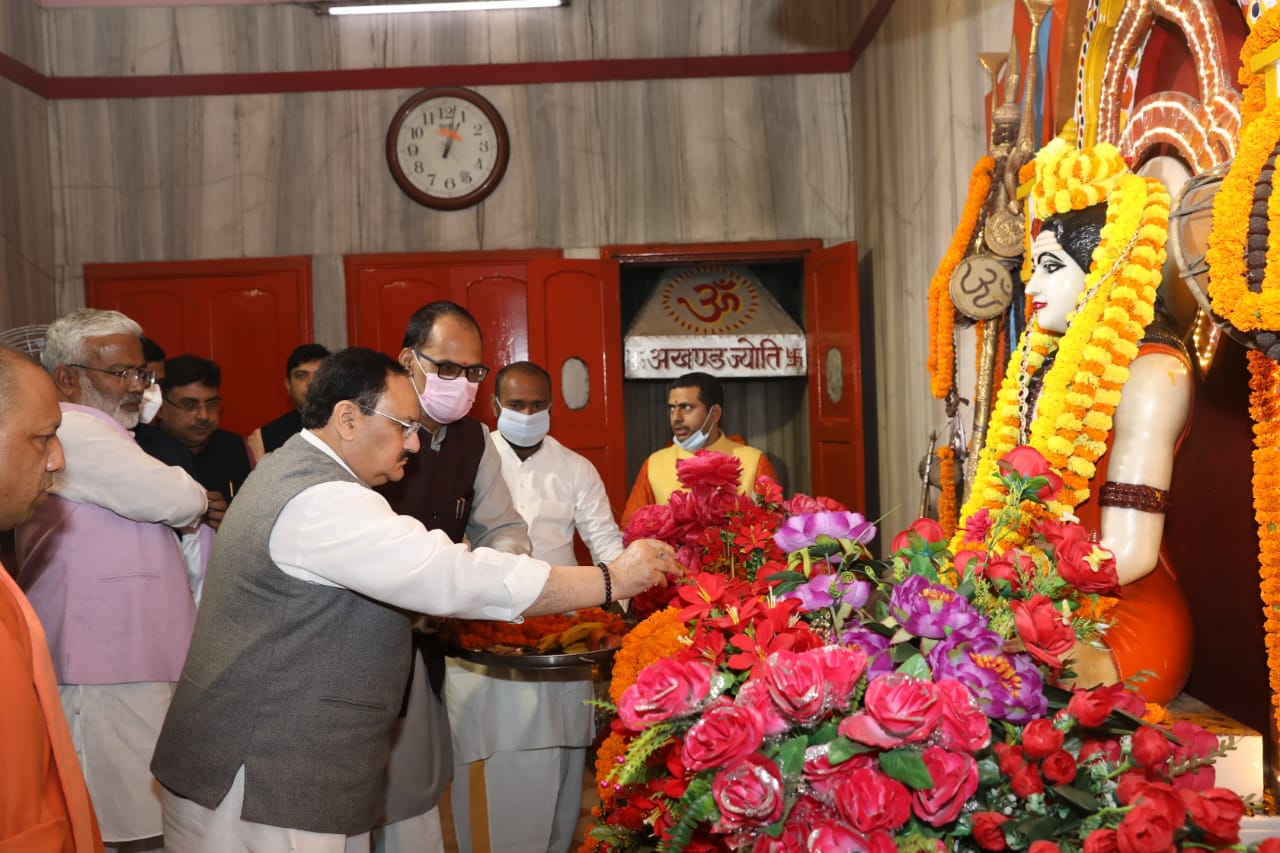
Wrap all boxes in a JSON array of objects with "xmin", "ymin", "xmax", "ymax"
[
  {"xmin": 1073, "ymin": 341, "xmax": 1194, "ymax": 706},
  {"xmin": 0, "ymin": 563, "xmax": 102, "ymax": 853}
]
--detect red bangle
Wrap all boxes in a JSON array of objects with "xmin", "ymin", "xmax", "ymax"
[{"xmin": 1098, "ymin": 481, "xmax": 1170, "ymax": 514}]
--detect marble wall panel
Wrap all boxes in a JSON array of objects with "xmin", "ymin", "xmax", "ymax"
[
  {"xmin": 0, "ymin": 1, "xmax": 45, "ymax": 73},
  {"xmin": 41, "ymin": 0, "xmax": 860, "ymax": 76},
  {"xmin": 0, "ymin": 78, "xmax": 55, "ymax": 329},
  {"xmin": 848, "ymin": 0, "xmax": 1011, "ymax": 543}
]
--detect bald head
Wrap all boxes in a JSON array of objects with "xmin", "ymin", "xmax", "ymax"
[{"xmin": 0, "ymin": 347, "xmax": 66, "ymax": 531}]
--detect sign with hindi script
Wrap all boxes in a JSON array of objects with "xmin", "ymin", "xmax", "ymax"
[{"xmin": 624, "ymin": 266, "xmax": 808, "ymax": 379}]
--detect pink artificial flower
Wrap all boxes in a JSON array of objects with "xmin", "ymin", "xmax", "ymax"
[{"xmin": 617, "ymin": 658, "xmax": 714, "ymax": 730}]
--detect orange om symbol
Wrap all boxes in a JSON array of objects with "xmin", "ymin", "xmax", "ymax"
[{"xmin": 677, "ymin": 280, "xmax": 742, "ymax": 325}]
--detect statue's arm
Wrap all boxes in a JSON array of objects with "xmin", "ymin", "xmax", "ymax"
[{"xmin": 1097, "ymin": 350, "xmax": 1192, "ymax": 586}]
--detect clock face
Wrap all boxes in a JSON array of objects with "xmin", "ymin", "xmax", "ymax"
[{"xmin": 386, "ymin": 87, "xmax": 510, "ymax": 210}]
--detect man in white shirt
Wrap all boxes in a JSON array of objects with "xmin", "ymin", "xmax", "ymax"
[
  {"xmin": 448, "ymin": 361, "xmax": 624, "ymax": 853},
  {"xmin": 150, "ymin": 347, "xmax": 677, "ymax": 853},
  {"xmin": 15, "ymin": 308, "xmax": 211, "ymax": 853}
]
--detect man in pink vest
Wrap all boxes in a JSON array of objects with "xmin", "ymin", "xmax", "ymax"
[
  {"xmin": 16, "ymin": 309, "xmax": 209, "ymax": 853},
  {"xmin": 0, "ymin": 345, "xmax": 102, "ymax": 852}
]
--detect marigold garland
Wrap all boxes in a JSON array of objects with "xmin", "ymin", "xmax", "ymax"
[
  {"xmin": 936, "ymin": 444, "xmax": 958, "ymax": 538},
  {"xmin": 445, "ymin": 607, "xmax": 625, "ymax": 651},
  {"xmin": 607, "ymin": 606, "xmax": 687, "ymax": 705},
  {"xmin": 952, "ymin": 139, "xmax": 1169, "ymax": 554},
  {"xmin": 1250, "ymin": 350, "xmax": 1280, "ymax": 743},
  {"xmin": 928, "ymin": 156, "xmax": 996, "ymax": 398},
  {"xmin": 1207, "ymin": 6, "xmax": 1280, "ymax": 332}
]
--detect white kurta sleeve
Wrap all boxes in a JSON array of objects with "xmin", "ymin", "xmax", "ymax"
[{"xmin": 571, "ymin": 455, "xmax": 624, "ymax": 565}]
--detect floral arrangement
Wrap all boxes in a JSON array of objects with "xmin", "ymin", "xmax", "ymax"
[{"xmin": 585, "ymin": 450, "xmax": 1254, "ymax": 852}]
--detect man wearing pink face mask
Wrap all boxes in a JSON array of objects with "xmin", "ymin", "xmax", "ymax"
[{"xmin": 374, "ymin": 301, "xmax": 532, "ymax": 853}]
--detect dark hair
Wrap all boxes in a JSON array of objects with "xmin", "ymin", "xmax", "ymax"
[
  {"xmin": 669, "ymin": 372, "xmax": 723, "ymax": 409},
  {"xmin": 140, "ymin": 336, "xmax": 166, "ymax": 364},
  {"xmin": 302, "ymin": 347, "xmax": 408, "ymax": 429},
  {"xmin": 163, "ymin": 354, "xmax": 220, "ymax": 393},
  {"xmin": 286, "ymin": 343, "xmax": 331, "ymax": 375},
  {"xmin": 401, "ymin": 301, "xmax": 481, "ymax": 350},
  {"xmin": 494, "ymin": 360, "xmax": 552, "ymax": 396},
  {"xmin": 1042, "ymin": 204, "xmax": 1107, "ymax": 275}
]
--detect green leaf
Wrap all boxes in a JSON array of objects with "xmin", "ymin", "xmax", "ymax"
[
  {"xmin": 864, "ymin": 620, "xmax": 896, "ymax": 638},
  {"xmin": 977, "ymin": 756, "xmax": 1002, "ymax": 786},
  {"xmin": 825, "ymin": 736, "xmax": 876, "ymax": 766},
  {"xmin": 878, "ymin": 748, "xmax": 935, "ymax": 790},
  {"xmin": 1011, "ymin": 814, "xmax": 1058, "ymax": 842},
  {"xmin": 764, "ymin": 569, "xmax": 808, "ymax": 587},
  {"xmin": 809, "ymin": 720, "xmax": 840, "ymax": 746},
  {"xmin": 1051, "ymin": 784, "xmax": 1100, "ymax": 811},
  {"xmin": 774, "ymin": 736, "xmax": 808, "ymax": 777},
  {"xmin": 896, "ymin": 653, "xmax": 932, "ymax": 680}
]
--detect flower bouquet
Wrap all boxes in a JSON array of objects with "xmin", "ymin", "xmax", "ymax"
[{"xmin": 585, "ymin": 449, "xmax": 1258, "ymax": 852}]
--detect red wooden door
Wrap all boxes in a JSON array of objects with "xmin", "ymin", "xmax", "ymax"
[
  {"xmin": 804, "ymin": 241, "xmax": 866, "ymax": 512},
  {"xmin": 527, "ymin": 257, "xmax": 627, "ymax": 510},
  {"xmin": 84, "ymin": 257, "xmax": 313, "ymax": 437},
  {"xmin": 345, "ymin": 251, "xmax": 558, "ymax": 425}
]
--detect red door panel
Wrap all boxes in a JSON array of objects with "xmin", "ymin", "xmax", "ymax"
[
  {"xmin": 528, "ymin": 258, "xmax": 626, "ymax": 512},
  {"xmin": 85, "ymin": 257, "xmax": 313, "ymax": 437},
  {"xmin": 804, "ymin": 242, "xmax": 866, "ymax": 512}
]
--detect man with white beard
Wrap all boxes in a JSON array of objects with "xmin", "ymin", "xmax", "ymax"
[{"xmin": 16, "ymin": 308, "xmax": 209, "ymax": 853}]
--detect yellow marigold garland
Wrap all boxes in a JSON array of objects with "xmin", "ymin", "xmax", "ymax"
[
  {"xmin": 936, "ymin": 445, "xmax": 959, "ymax": 538},
  {"xmin": 1207, "ymin": 7, "xmax": 1280, "ymax": 332},
  {"xmin": 608, "ymin": 606, "xmax": 687, "ymax": 705},
  {"xmin": 952, "ymin": 139, "xmax": 1169, "ymax": 552},
  {"xmin": 929, "ymin": 156, "xmax": 996, "ymax": 398},
  {"xmin": 1250, "ymin": 351, "xmax": 1280, "ymax": 743}
]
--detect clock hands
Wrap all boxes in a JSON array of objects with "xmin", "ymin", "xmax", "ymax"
[{"xmin": 439, "ymin": 119, "xmax": 462, "ymax": 159}]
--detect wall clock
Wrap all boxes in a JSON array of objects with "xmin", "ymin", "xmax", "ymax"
[{"xmin": 386, "ymin": 87, "xmax": 510, "ymax": 210}]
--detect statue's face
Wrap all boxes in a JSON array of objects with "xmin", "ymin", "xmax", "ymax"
[{"xmin": 1026, "ymin": 230, "xmax": 1087, "ymax": 334}]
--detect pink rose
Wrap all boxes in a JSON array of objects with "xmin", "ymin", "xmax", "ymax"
[
  {"xmin": 912, "ymin": 747, "xmax": 978, "ymax": 826},
  {"xmin": 622, "ymin": 503, "xmax": 677, "ymax": 546},
  {"xmin": 617, "ymin": 657, "xmax": 713, "ymax": 730},
  {"xmin": 890, "ymin": 517, "xmax": 945, "ymax": 552},
  {"xmin": 676, "ymin": 449, "xmax": 743, "ymax": 491},
  {"xmin": 933, "ymin": 679, "xmax": 991, "ymax": 752},
  {"xmin": 838, "ymin": 673, "xmax": 940, "ymax": 748},
  {"xmin": 711, "ymin": 753, "xmax": 785, "ymax": 832},
  {"xmin": 756, "ymin": 649, "xmax": 832, "ymax": 726},
  {"xmin": 734, "ymin": 679, "xmax": 790, "ymax": 736},
  {"xmin": 812, "ymin": 825, "xmax": 896, "ymax": 853},
  {"xmin": 750, "ymin": 819, "xmax": 810, "ymax": 853},
  {"xmin": 832, "ymin": 767, "xmax": 912, "ymax": 833},
  {"xmin": 802, "ymin": 752, "xmax": 875, "ymax": 798},
  {"xmin": 1012, "ymin": 594, "xmax": 1075, "ymax": 671},
  {"xmin": 1169, "ymin": 721, "xmax": 1220, "ymax": 791},
  {"xmin": 816, "ymin": 645, "xmax": 868, "ymax": 711},
  {"xmin": 952, "ymin": 548, "xmax": 988, "ymax": 578},
  {"xmin": 682, "ymin": 701, "xmax": 766, "ymax": 771},
  {"xmin": 999, "ymin": 445, "xmax": 1063, "ymax": 500},
  {"xmin": 1056, "ymin": 538, "xmax": 1121, "ymax": 595}
]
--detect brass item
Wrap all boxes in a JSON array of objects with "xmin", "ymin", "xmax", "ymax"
[{"xmin": 950, "ymin": 256, "xmax": 1014, "ymax": 321}]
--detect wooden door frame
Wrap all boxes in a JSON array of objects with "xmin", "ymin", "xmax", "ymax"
[{"xmin": 601, "ymin": 239, "xmax": 825, "ymax": 265}]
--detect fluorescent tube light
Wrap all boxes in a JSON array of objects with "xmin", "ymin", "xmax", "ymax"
[{"xmin": 326, "ymin": 0, "xmax": 563, "ymax": 13}]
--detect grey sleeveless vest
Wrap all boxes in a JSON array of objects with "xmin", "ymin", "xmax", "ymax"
[{"xmin": 151, "ymin": 434, "xmax": 413, "ymax": 835}]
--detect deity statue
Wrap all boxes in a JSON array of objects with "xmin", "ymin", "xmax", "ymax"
[{"xmin": 956, "ymin": 138, "xmax": 1194, "ymax": 704}]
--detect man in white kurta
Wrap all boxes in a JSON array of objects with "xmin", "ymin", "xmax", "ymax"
[{"xmin": 448, "ymin": 361, "xmax": 624, "ymax": 853}]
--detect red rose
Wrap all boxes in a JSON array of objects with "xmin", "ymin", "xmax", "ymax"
[
  {"xmin": 1040, "ymin": 749, "xmax": 1078, "ymax": 785},
  {"xmin": 911, "ymin": 747, "xmax": 978, "ymax": 826},
  {"xmin": 1056, "ymin": 537, "xmax": 1121, "ymax": 595},
  {"xmin": 816, "ymin": 645, "xmax": 869, "ymax": 711},
  {"xmin": 617, "ymin": 658, "xmax": 713, "ymax": 729},
  {"xmin": 756, "ymin": 649, "xmax": 833, "ymax": 726},
  {"xmin": 1010, "ymin": 762, "xmax": 1045, "ymax": 798},
  {"xmin": 994, "ymin": 742, "xmax": 1027, "ymax": 775},
  {"xmin": 802, "ymin": 752, "xmax": 875, "ymax": 798},
  {"xmin": 1180, "ymin": 788, "xmax": 1244, "ymax": 846},
  {"xmin": 1012, "ymin": 594, "xmax": 1075, "ymax": 671},
  {"xmin": 890, "ymin": 517, "xmax": 945, "ymax": 552},
  {"xmin": 1169, "ymin": 721, "xmax": 1220, "ymax": 791},
  {"xmin": 1115, "ymin": 771, "xmax": 1152, "ymax": 805},
  {"xmin": 1079, "ymin": 736, "xmax": 1122, "ymax": 764},
  {"xmin": 1131, "ymin": 726, "xmax": 1173, "ymax": 768},
  {"xmin": 1035, "ymin": 517, "xmax": 1088, "ymax": 550},
  {"xmin": 1116, "ymin": 800, "xmax": 1177, "ymax": 853},
  {"xmin": 838, "ymin": 673, "xmax": 940, "ymax": 748},
  {"xmin": 622, "ymin": 503, "xmax": 678, "ymax": 545},
  {"xmin": 934, "ymin": 679, "xmax": 991, "ymax": 752},
  {"xmin": 1068, "ymin": 684, "xmax": 1124, "ymax": 727},
  {"xmin": 1021, "ymin": 718, "xmax": 1065, "ymax": 759},
  {"xmin": 832, "ymin": 767, "xmax": 911, "ymax": 833},
  {"xmin": 982, "ymin": 549, "xmax": 1032, "ymax": 593},
  {"xmin": 1030, "ymin": 843, "xmax": 1063, "ymax": 853},
  {"xmin": 971, "ymin": 812, "xmax": 1010, "ymax": 851},
  {"xmin": 711, "ymin": 753, "xmax": 785, "ymax": 832},
  {"xmin": 677, "ymin": 450, "xmax": 743, "ymax": 491},
  {"xmin": 952, "ymin": 548, "xmax": 988, "ymax": 578},
  {"xmin": 1257, "ymin": 839, "xmax": 1280, "ymax": 853},
  {"xmin": 999, "ymin": 445, "xmax": 1063, "ymax": 500},
  {"xmin": 734, "ymin": 679, "xmax": 790, "ymax": 737},
  {"xmin": 682, "ymin": 701, "xmax": 766, "ymax": 771},
  {"xmin": 750, "ymin": 818, "xmax": 810, "ymax": 853},
  {"xmin": 1083, "ymin": 829, "xmax": 1119, "ymax": 853},
  {"xmin": 1131, "ymin": 782, "xmax": 1187, "ymax": 830}
]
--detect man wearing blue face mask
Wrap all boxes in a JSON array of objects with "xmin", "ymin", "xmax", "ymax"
[
  {"xmin": 443, "ymin": 360, "xmax": 623, "ymax": 852},
  {"xmin": 375, "ymin": 301, "xmax": 532, "ymax": 853},
  {"xmin": 621, "ymin": 371, "xmax": 777, "ymax": 526}
]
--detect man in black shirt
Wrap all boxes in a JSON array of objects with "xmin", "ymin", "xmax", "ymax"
[{"xmin": 247, "ymin": 343, "xmax": 330, "ymax": 462}]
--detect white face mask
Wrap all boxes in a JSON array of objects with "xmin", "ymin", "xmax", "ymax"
[
  {"xmin": 673, "ymin": 414, "xmax": 714, "ymax": 452},
  {"xmin": 139, "ymin": 384, "xmax": 163, "ymax": 424},
  {"xmin": 497, "ymin": 408, "xmax": 550, "ymax": 448}
]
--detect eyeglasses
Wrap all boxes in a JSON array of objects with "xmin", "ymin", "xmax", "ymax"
[
  {"xmin": 414, "ymin": 350, "xmax": 489, "ymax": 383},
  {"xmin": 69, "ymin": 364, "xmax": 156, "ymax": 388},
  {"xmin": 165, "ymin": 397, "xmax": 222, "ymax": 414},
  {"xmin": 359, "ymin": 405, "xmax": 424, "ymax": 441}
]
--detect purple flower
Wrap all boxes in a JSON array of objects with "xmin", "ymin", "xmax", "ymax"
[
  {"xmin": 887, "ymin": 574, "xmax": 983, "ymax": 640},
  {"xmin": 773, "ymin": 511, "xmax": 876, "ymax": 554},
  {"xmin": 839, "ymin": 625, "xmax": 894, "ymax": 679},
  {"xmin": 927, "ymin": 629, "xmax": 1047, "ymax": 723},
  {"xmin": 783, "ymin": 572, "xmax": 871, "ymax": 611}
]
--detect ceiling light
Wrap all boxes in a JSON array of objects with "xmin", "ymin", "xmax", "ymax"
[{"xmin": 324, "ymin": 0, "xmax": 564, "ymax": 14}]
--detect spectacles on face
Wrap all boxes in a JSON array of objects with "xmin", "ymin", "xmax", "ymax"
[
  {"xmin": 359, "ymin": 405, "xmax": 424, "ymax": 441},
  {"xmin": 70, "ymin": 364, "xmax": 156, "ymax": 388},
  {"xmin": 165, "ymin": 396, "xmax": 222, "ymax": 415},
  {"xmin": 413, "ymin": 350, "xmax": 489, "ymax": 383}
]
